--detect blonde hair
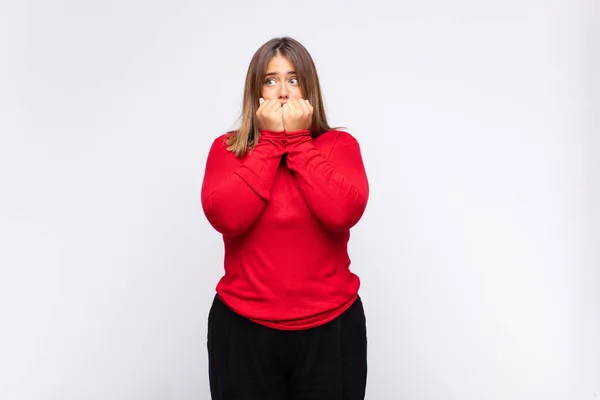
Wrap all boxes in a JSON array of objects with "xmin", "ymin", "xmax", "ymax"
[{"xmin": 227, "ymin": 37, "xmax": 334, "ymax": 158}]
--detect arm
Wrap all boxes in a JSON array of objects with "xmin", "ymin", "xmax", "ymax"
[
  {"xmin": 284, "ymin": 130, "xmax": 369, "ymax": 230},
  {"xmin": 201, "ymin": 131, "xmax": 284, "ymax": 235}
]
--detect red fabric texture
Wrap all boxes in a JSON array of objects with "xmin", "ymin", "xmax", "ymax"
[{"xmin": 201, "ymin": 129, "xmax": 369, "ymax": 330}]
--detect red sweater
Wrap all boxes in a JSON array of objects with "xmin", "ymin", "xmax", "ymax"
[{"xmin": 200, "ymin": 129, "xmax": 369, "ymax": 330}]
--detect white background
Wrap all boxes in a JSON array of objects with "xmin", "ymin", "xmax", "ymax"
[{"xmin": 1, "ymin": 0, "xmax": 598, "ymax": 399}]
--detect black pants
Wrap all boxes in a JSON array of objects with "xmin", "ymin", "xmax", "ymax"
[{"xmin": 207, "ymin": 295, "xmax": 368, "ymax": 399}]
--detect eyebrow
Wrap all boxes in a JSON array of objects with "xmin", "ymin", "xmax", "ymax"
[{"xmin": 264, "ymin": 70, "xmax": 296, "ymax": 77}]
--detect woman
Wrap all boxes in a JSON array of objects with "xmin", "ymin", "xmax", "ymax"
[{"xmin": 200, "ymin": 36, "xmax": 369, "ymax": 399}]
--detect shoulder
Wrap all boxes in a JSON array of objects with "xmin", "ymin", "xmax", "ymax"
[
  {"xmin": 312, "ymin": 130, "xmax": 361, "ymax": 159},
  {"xmin": 213, "ymin": 131, "xmax": 234, "ymax": 145},
  {"xmin": 316, "ymin": 129, "xmax": 360, "ymax": 147},
  {"xmin": 205, "ymin": 132, "xmax": 239, "ymax": 162},
  {"xmin": 208, "ymin": 132, "xmax": 234, "ymax": 151}
]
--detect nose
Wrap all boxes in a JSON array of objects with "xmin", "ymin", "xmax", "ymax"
[{"xmin": 277, "ymin": 83, "xmax": 289, "ymax": 100}]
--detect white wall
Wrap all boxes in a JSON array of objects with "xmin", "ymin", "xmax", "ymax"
[
  {"xmin": 584, "ymin": 0, "xmax": 600, "ymax": 394},
  {"xmin": 0, "ymin": 1, "xmax": 597, "ymax": 399}
]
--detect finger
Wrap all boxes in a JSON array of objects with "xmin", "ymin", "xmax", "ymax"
[
  {"xmin": 257, "ymin": 98, "xmax": 269, "ymax": 113},
  {"xmin": 304, "ymin": 99, "xmax": 314, "ymax": 114},
  {"xmin": 259, "ymin": 99, "xmax": 273, "ymax": 114},
  {"xmin": 298, "ymin": 99, "xmax": 310, "ymax": 113},
  {"xmin": 282, "ymin": 103, "xmax": 290, "ymax": 122},
  {"xmin": 266, "ymin": 99, "xmax": 281, "ymax": 114},
  {"xmin": 294, "ymin": 99, "xmax": 306, "ymax": 117},
  {"xmin": 289, "ymin": 99, "xmax": 300, "ymax": 115},
  {"xmin": 275, "ymin": 102, "xmax": 284, "ymax": 114}
]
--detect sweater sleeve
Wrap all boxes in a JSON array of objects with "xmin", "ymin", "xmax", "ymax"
[
  {"xmin": 201, "ymin": 131, "xmax": 284, "ymax": 236},
  {"xmin": 284, "ymin": 130, "xmax": 369, "ymax": 231}
]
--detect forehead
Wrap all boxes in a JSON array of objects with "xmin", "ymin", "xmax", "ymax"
[{"xmin": 265, "ymin": 54, "xmax": 296, "ymax": 74}]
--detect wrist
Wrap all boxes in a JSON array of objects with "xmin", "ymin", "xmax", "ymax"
[
  {"xmin": 284, "ymin": 129, "xmax": 311, "ymax": 150},
  {"xmin": 256, "ymin": 130, "xmax": 285, "ymax": 152}
]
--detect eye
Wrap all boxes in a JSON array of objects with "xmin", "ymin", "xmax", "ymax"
[
  {"xmin": 289, "ymin": 78, "xmax": 299, "ymax": 85},
  {"xmin": 265, "ymin": 78, "xmax": 276, "ymax": 86}
]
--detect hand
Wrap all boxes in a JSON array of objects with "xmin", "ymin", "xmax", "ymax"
[
  {"xmin": 282, "ymin": 99, "xmax": 314, "ymax": 132},
  {"xmin": 256, "ymin": 98, "xmax": 284, "ymax": 132}
]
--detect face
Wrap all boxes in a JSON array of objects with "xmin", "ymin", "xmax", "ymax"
[{"xmin": 261, "ymin": 54, "xmax": 303, "ymax": 105}]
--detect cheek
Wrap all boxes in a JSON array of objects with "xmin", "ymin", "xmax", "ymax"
[
  {"xmin": 261, "ymin": 86, "xmax": 274, "ymax": 99},
  {"xmin": 290, "ymin": 87, "xmax": 303, "ymax": 99}
]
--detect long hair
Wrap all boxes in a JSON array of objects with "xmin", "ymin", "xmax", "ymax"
[{"xmin": 226, "ymin": 37, "xmax": 333, "ymax": 158}]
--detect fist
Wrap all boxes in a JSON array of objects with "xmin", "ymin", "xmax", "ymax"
[
  {"xmin": 256, "ymin": 98, "xmax": 284, "ymax": 132},
  {"xmin": 282, "ymin": 99, "xmax": 314, "ymax": 132}
]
